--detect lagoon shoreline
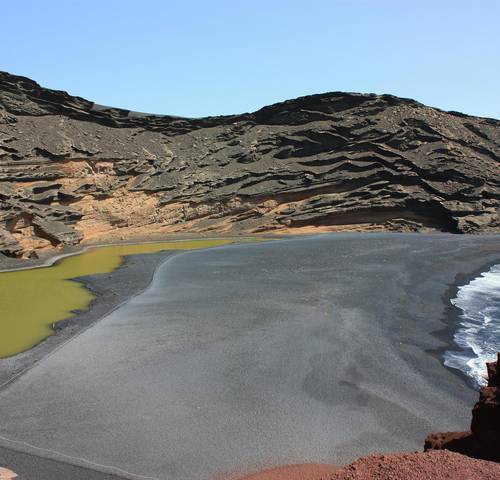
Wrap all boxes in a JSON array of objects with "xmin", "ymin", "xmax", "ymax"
[
  {"xmin": 1, "ymin": 233, "xmax": 499, "ymax": 392},
  {"xmin": 0, "ymin": 236, "xmax": 264, "ymax": 386},
  {"xmin": 0, "ymin": 249, "xmax": 176, "ymax": 389},
  {"xmin": 1, "ymin": 234, "xmax": 500, "ymax": 480},
  {"xmin": 0, "ymin": 232, "xmax": 260, "ymax": 273}
]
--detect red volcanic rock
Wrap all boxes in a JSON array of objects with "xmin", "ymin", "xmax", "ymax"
[
  {"xmin": 486, "ymin": 355, "xmax": 500, "ymax": 387},
  {"xmin": 424, "ymin": 430, "xmax": 480, "ymax": 456},
  {"xmin": 329, "ymin": 450, "xmax": 500, "ymax": 480},
  {"xmin": 233, "ymin": 463, "xmax": 339, "ymax": 480},
  {"xmin": 425, "ymin": 352, "xmax": 500, "ymax": 462},
  {"xmin": 237, "ymin": 452, "xmax": 500, "ymax": 480}
]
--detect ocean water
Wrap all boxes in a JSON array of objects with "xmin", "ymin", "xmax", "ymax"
[{"xmin": 444, "ymin": 264, "xmax": 500, "ymax": 388}]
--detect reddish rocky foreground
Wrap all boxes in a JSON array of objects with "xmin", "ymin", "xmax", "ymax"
[
  {"xmin": 235, "ymin": 451, "xmax": 500, "ymax": 480},
  {"xmin": 425, "ymin": 352, "xmax": 500, "ymax": 462},
  {"xmin": 329, "ymin": 450, "xmax": 500, "ymax": 480}
]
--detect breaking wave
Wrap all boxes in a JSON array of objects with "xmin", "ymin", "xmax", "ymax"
[{"xmin": 443, "ymin": 264, "xmax": 500, "ymax": 388}]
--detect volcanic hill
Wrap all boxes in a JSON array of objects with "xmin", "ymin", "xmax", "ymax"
[{"xmin": 0, "ymin": 71, "xmax": 499, "ymax": 258}]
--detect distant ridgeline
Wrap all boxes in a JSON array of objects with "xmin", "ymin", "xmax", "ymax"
[{"xmin": 0, "ymin": 71, "xmax": 499, "ymax": 259}]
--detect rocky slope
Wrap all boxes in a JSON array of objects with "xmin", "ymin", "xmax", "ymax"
[
  {"xmin": 425, "ymin": 353, "xmax": 500, "ymax": 462},
  {"xmin": 1, "ymin": 71, "xmax": 499, "ymax": 258}
]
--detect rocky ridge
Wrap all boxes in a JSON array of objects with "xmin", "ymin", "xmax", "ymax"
[{"xmin": 1, "ymin": 71, "xmax": 499, "ymax": 258}]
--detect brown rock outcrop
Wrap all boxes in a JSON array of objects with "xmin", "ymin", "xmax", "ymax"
[
  {"xmin": 425, "ymin": 353, "xmax": 500, "ymax": 462},
  {"xmin": 1, "ymin": 71, "xmax": 499, "ymax": 258}
]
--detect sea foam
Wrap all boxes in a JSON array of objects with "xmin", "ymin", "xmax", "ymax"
[{"xmin": 444, "ymin": 264, "xmax": 500, "ymax": 388}]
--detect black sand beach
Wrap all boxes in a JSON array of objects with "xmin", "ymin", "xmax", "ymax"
[
  {"xmin": 0, "ymin": 444, "xmax": 132, "ymax": 480},
  {"xmin": 0, "ymin": 234, "xmax": 499, "ymax": 480},
  {"xmin": 0, "ymin": 251, "xmax": 175, "ymax": 388}
]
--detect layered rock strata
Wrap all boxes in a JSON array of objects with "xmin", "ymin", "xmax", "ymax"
[{"xmin": 1, "ymin": 71, "xmax": 499, "ymax": 258}]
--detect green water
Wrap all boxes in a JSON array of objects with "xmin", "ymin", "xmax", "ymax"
[{"xmin": 0, "ymin": 238, "xmax": 237, "ymax": 358}]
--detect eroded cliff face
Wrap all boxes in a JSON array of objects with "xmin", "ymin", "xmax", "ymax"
[{"xmin": 0, "ymin": 71, "xmax": 499, "ymax": 258}]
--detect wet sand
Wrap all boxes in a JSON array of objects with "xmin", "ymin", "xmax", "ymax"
[{"xmin": 0, "ymin": 234, "xmax": 499, "ymax": 480}]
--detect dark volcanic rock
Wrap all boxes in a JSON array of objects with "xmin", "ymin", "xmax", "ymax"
[
  {"xmin": 0, "ymin": 71, "xmax": 499, "ymax": 257},
  {"xmin": 0, "ymin": 228, "xmax": 23, "ymax": 257},
  {"xmin": 31, "ymin": 216, "xmax": 83, "ymax": 245},
  {"xmin": 425, "ymin": 353, "xmax": 500, "ymax": 462}
]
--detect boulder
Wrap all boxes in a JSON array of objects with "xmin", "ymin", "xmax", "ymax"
[
  {"xmin": 32, "ymin": 216, "xmax": 83, "ymax": 245},
  {"xmin": 0, "ymin": 228, "xmax": 23, "ymax": 257},
  {"xmin": 425, "ymin": 353, "xmax": 500, "ymax": 462}
]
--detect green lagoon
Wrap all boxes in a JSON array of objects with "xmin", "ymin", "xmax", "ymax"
[{"xmin": 0, "ymin": 238, "xmax": 238, "ymax": 358}]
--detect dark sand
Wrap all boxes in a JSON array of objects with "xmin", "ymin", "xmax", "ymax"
[
  {"xmin": 0, "ymin": 234, "xmax": 499, "ymax": 480},
  {"xmin": 0, "ymin": 443, "xmax": 132, "ymax": 480},
  {"xmin": 0, "ymin": 251, "xmax": 175, "ymax": 388}
]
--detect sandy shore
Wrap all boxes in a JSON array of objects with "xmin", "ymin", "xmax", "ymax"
[
  {"xmin": 0, "ymin": 443, "xmax": 133, "ymax": 480},
  {"xmin": 0, "ymin": 233, "xmax": 499, "ymax": 480},
  {"xmin": 0, "ymin": 250, "xmax": 175, "ymax": 388},
  {"xmin": 0, "ymin": 235, "xmax": 264, "ymax": 387},
  {"xmin": 0, "ymin": 233, "xmax": 261, "ymax": 272},
  {"xmin": 430, "ymin": 258, "xmax": 500, "ymax": 388}
]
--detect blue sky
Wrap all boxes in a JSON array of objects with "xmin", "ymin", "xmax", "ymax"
[{"xmin": 3, "ymin": 1, "xmax": 499, "ymax": 118}]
